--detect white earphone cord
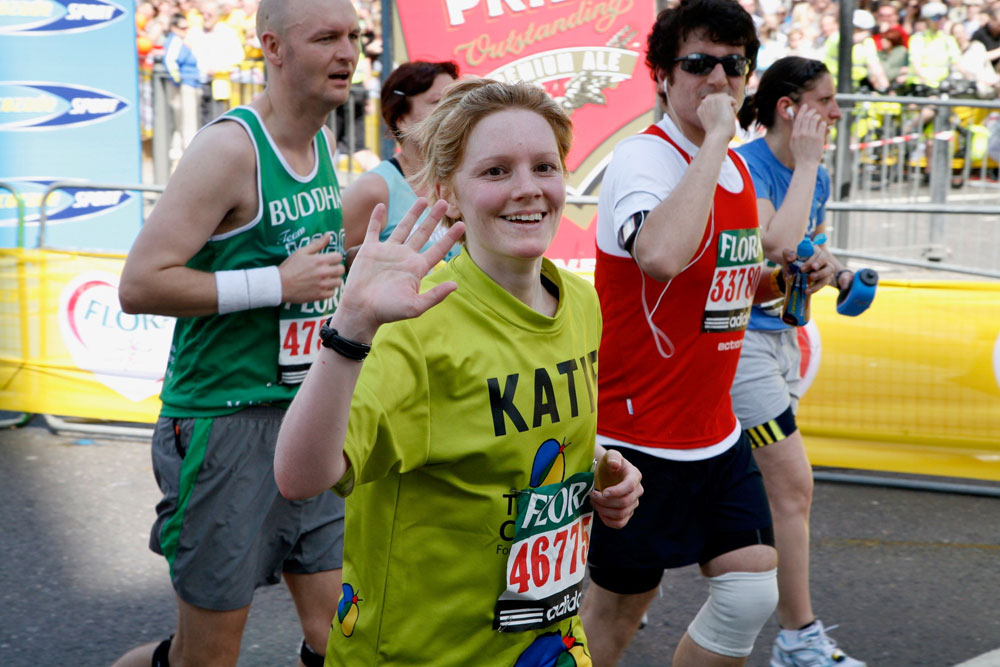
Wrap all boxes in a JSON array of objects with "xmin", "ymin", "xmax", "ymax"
[{"xmin": 640, "ymin": 203, "xmax": 715, "ymax": 359}]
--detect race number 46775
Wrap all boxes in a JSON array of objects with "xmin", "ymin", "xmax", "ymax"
[{"xmin": 508, "ymin": 515, "xmax": 592, "ymax": 594}]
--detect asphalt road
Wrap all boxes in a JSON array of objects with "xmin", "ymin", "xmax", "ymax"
[{"xmin": 1, "ymin": 422, "xmax": 998, "ymax": 666}]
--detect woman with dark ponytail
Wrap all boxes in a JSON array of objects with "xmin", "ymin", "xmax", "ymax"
[{"xmin": 731, "ymin": 56, "xmax": 865, "ymax": 667}]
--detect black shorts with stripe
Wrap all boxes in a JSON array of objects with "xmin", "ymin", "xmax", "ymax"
[{"xmin": 588, "ymin": 432, "xmax": 774, "ymax": 595}]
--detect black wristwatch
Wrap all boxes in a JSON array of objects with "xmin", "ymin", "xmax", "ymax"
[{"xmin": 319, "ymin": 317, "xmax": 371, "ymax": 361}]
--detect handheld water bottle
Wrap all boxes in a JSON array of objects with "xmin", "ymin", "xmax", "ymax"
[
  {"xmin": 781, "ymin": 236, "xmax": 817, "ymax": 326},
  {"xmin": 836, "ymin": 268, "xmax": 879, "ymax": 316}
]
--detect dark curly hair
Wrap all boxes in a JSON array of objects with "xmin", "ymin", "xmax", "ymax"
[{"xmin": 646, "ymin": 0, "xmax": 760, "ymax": 83}]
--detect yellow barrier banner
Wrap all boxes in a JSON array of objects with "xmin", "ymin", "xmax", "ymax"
[
  {"xmin": 2, "ymin": 249, "xmax": 998, "ymax": 481},
  {"xmin": 799, "ymin": 280, "xmax": 1000, "ymax": 481},
  {"xmin": 1, "ymin": 248, "xmax": 169, "ymax": 424}
]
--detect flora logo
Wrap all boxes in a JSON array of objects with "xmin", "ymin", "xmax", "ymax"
[
  {"xmin": 58, "ymin": 271, "xmax": 175, "ymax": 402},
  {"xmin": 0, "ymin": 0, "xmax": 125, "ymax": 35},
  {"xmin": 0, "ymin": 82, "xmax": 128, "ymax": 130},
  {"xmin": 0, "ymin": 178, "xmax": 133, "ymax": 228}
]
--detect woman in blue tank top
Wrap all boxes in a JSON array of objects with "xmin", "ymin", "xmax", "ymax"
[
  {"xmin": 732, "ymin": 57, "xmax": 863, "ymax": 667},
  {"xmin": 340, "ymin": 61, "xmax": 461, "ymax": 260}
]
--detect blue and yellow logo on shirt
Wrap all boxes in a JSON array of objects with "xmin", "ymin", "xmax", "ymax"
[
  {"xmin": 529, "ymin": 438, "xmax": 570, "ymax": 488},
  {"xmin": 337, "ymin": 583, "xmax": 363, "ymax": 637}
]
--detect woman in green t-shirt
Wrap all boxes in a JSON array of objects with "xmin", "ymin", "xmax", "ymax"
[{"xmin": 275, "ymin": 79, "xmax": 643, "ymax": 667}]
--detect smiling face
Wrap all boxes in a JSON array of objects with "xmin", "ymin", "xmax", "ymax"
[
  {"xmin": 275, "ymin": 0, "xmax": 360, "ymax": 110},
  {"xmin": 659, "ymin": 29, "xmax": 748, "ymax": 143},
  {"xmin": 443, "ymin": 109, "xmax": 566, "ymax": 274}
]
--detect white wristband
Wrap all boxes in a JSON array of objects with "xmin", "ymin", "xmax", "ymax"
[{"xmin": 215, "ymin": 266, "xmax": 283, "ymax": 314}]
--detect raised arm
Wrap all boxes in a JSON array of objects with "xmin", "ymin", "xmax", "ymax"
[
  {"xmin": 757, "ymin": 106, "xmax": 827, "ymax": 263},
  {"xmin": 274, "ymin": 199, "xmax": 465, "ymax": 500},
  {"xmin": 119, "ymin": 121, "xmax": 345, "ymax": 317},
  {"xmin": 633, "ymin": 93, "xmax": 738, "ymax": 282}
]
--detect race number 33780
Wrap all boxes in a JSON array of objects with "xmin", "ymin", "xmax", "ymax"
[
  {"xmin": 702, "ymin": 228, "xmax": 763, "ymax": 333},
  {"xmin": 708, "ymin": 265, "xmax": 761, "ymax": 306}
]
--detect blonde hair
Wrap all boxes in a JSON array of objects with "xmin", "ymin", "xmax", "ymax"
[{"xmin": 410, "ymin": 79, "xmax": 573, "ymax": 226}]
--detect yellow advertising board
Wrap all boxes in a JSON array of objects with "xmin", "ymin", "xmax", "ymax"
[
  {"xmin": 0, "ymin": 248, "xmax": 165, "ymax": 424},
  {"xmin": 2, "ymin": 249, "xmax": 998, "ymax": 481},
  {"xmin": 799, "ymin": 281, "xmax": 1000, "ymax": 481}
]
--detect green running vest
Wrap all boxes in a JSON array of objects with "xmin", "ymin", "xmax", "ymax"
[{"xmin": 160, "ymin": 106, "xmax": 344, "ymax": 417}]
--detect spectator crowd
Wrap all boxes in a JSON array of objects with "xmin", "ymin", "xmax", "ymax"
[
  {"xmin": 738, "ymin": 0, "xmax": 1000, "ymax": 97},
  {"xmin": 136, "ymin": 0, "xmax": 384, "ymax": 162},
  {"xmin": 135, "ymin": 0, "xmax": 1000, "ymax": 164}
]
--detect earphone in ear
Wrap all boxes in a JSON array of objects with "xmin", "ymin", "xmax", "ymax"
[
  {"xmin": 663, "ymin": 79, "xmax": 669, "ymax": 97},
  {"xmin": 787, "ymin": 106, "xmax": 795, "ymax": 119}
]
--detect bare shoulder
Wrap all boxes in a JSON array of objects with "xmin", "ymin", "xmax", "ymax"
[
  {"xmin": 176, "ymin": 120, "xmax": 256, "ymax": 187},
  {"xmin": 342, "ymin": 170, "xmax": 390, "ymax": 245},
  {"xmin": 344, "ymin": 170, "xmax": 390, "ymax": 208},
  {"xmin": 145, "ymin": 119, "xmax": 258, "ymax": 238}
]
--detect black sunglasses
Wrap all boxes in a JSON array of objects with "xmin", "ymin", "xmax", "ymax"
[{"xmin": 673, "ymin": 53, "xmax": 750, "ymax": 77}]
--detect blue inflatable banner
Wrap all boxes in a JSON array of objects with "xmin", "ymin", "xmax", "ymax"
[{"xmin": 0, "ymin": 0, "xmax": 141, "ymax": 251}]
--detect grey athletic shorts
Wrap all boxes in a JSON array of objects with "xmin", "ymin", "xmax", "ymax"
[
  {"xmin": 149, "ymin": 406, "xmax": 345, "ymax": 611},
  {"xmin": 730, "ymin": 328, "xmax": 801, "ymax": 430}
]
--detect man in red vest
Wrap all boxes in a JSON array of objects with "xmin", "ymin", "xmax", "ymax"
[{"xmin": 580, "ymin": 1, "xmax": 828, "ymax": 665}]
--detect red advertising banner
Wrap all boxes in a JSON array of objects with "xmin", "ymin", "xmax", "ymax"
[{"xmin": 394, "ymin": 0, "xmax": 657, "ymax": 269}]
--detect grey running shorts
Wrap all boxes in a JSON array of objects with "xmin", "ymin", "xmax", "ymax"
[
  {"xmin": 730, "ymin": 328, "xmax": 801, "ymax": 430},
  {"xmin": 149, "ymin": 406, "xmax": 345, "ymax": 611}
]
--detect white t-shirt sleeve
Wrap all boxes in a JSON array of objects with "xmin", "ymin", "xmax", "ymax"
[{"xmin": 596, "ymin": 135, "xmax": 689, "ymax": 256}]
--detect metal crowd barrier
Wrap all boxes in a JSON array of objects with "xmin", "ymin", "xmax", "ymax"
[
  {"xmin": 828, "ymin": 91, "xmax": 1000, "ymax": 278},
  {"xmin": 2, "ymin": 181, "xmax": 167, "ymax": 437},
  {"xmin": 143, "ymin": 59, "xmax": 377, "ymax": 185},
  {"xmin": 37, "ymin": 181, "xmax": 166, "ymax": 249},
  {"xmin": 0, "ymin": 181, "xmax": 31, "ymax": 427},
  {"xmin": 0, "ymin": 181, "xmax": 26, "ymax": 249}
]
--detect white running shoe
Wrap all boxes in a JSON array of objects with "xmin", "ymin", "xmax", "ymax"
[{"xmin": 770, "ymin": 620, "xmax": 866, "ymax": 667}]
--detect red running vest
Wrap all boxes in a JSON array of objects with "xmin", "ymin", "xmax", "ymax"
[{"xmin": 595, "ymin": 125, "xmax": 762, "ymax": 450}]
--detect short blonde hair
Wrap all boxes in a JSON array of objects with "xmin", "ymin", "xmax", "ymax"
[{"xmin": 410, "ymin": 79, "xmax": 573, "ymax": 226}]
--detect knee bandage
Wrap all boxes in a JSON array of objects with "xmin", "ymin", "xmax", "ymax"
[{"xmin": 687, "ymin": 569, "xmax": 778, "ymax": 657}]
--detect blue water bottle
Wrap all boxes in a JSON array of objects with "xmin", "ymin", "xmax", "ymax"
[
  {"xmin": 836, "ymin": 268, "xmax": 879, "ymax": 316},
  {"xmin": 781, "ymin": 237, "xmax": 815, "ymax": 326}
]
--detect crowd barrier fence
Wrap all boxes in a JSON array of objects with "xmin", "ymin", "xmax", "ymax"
[
  {"xmin": 140, "ymin": 59, "xmax": 379, "ymax": 185},
  {"xmin": 827, "ymin": 91, "xmax": 1000, "ymax": 274}
]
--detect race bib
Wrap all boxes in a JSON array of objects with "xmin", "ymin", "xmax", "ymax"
[
  {"xmin": 278, "ymin": 294, "xmax": 337, "ymax": 384},
  {"xmin": 703, "ymin": 228, "xmax": 763, "ymax": 333},
  {"xmin": 494, "ymin": 472, "xmax": 594, "ymax": 633}
]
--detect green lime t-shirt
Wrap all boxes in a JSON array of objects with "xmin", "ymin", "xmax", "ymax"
[{"xmin": 329, "ymin": 249, "xmax": 601, "ymax": 666}]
